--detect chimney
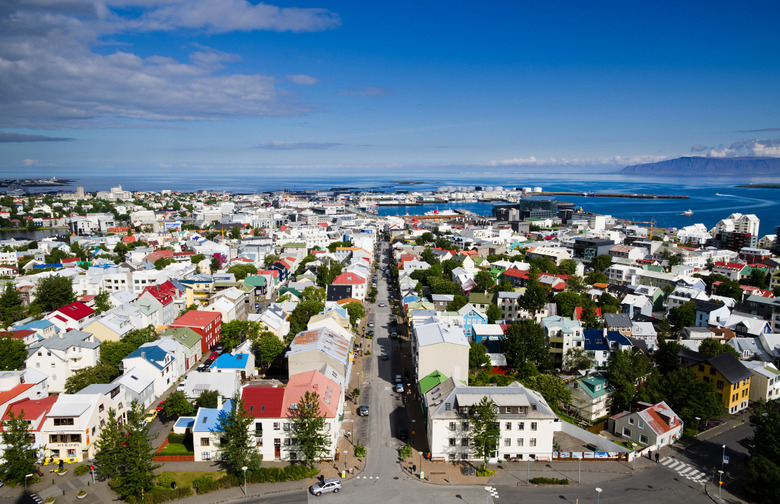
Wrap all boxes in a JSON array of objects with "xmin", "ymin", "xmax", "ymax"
[
  {"xmin": 217, "ymin": 395, "xmax": 223, "ymax": 410},
  {"xmin": 141, "ymin": 351, "xmax": 146, "ymax": 359},
  {"xmin": 603, "ymin": 328, "xmax": 607, "ymax": 337}
]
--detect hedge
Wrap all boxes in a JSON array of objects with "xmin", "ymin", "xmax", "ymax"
[
  {"xmin": 530, "ymin": 477, "xmax": 569, "ymax": 485},
  {"xmin": 126, "ymin": 486, "xmax": 193, "ymax": 504},
  {"xmin": 74, "ymin": 464, "xmax": 90, "ymax": 476},
  {"xmin": 192, "ymin": 465, "xmax": 318, "ymax": 494}
]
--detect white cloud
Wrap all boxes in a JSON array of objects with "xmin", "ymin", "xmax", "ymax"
[
  {"xmin": 23, "ymin": 159, "xmax": 55, "ymax": 166},
  {"xmin": 480, "ymin": 155, "xmax": 668, "ymax": 167},
  {"xmin": 693, "ymin": 137, "xmax": 780, "ymax": 158},
  {"xmin": 286, "ymin": 74, "xmax": 319, "ymax": 85},
  {"xmin": 0, "ymin": 1, "xmax": 338, "ymax": 128}
]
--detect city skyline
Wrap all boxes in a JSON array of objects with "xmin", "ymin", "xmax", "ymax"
[{"xmin": 1, "ymin": 1, "xmax": 780, "ymax": 177}]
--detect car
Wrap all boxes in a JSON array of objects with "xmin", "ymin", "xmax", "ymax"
[
  {"xmin": 214, "ymin": 344, "xmax": 224, "ymax": 353},
  {"xmin": 358, "ymin": 405, "xmax": 369, "ymax": 417},
  {"xmin": 398, "ymin": 428, "xmax": 409, "ymax": 441},
  {"xmin": 381, "ymin": 353, "xmax": 389, "ymax": 361},
  {"xmin": 394, "ymin": 374, "xmax": 402, "ymax": 383},
  {"xmin": 155, "ymin": 401, "xmax": 165, "ymax": 411},
  {"xmin": 367, "ymin": 329, "xmax": 374, "ymax": 336},
  {"xmin": 210, "ymin": 351, "xmax": 219, "ymax": 359},
  {"xmin": 395, "ymin": 383, "xmax": 404, "ymax": 393},
  {"xmin": 204, "ymin": 358, "xmax": 214, "ymax": 367},
  {"xmin": 309, "ymin": 478, "xmax": 342, "ymax": 496},
  {"xmin": 176, "ymin": 381, "xmax": 186, "ymax": 391},
  {"xmin": 368, "ymin": 321, "xmax": 374, "ymax": 327},
  {"xmin": 196, "ymin": 365, "xmax": 207, "ymax": 372},
  {"xmin": 378, "ymin": 302, "xmax": 386, "ymax": 307},
  {"xmin": 144, "ymin": 410, "xmax": 158, "ymax": 424}
]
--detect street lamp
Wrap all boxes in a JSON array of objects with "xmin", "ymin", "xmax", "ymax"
[
  {"xmin": 344, "ymin": 450, "xmax": 348, "ymax": 473},
  {"xmin": 721, "ymin": 444, "xmax": 726, "ymax": 471},
  {"xmin": 718, "ymin": 470, "xmax": 724, "ymax": 499},
  {"xmin": 484, "ymin": 485, "xmax": 499, "ymax": 504},
  {"xmin": 241, "ymin": 466, "xmax": 248, "ymax": 496},
  {"xmin": 695, "ymin": 416, "xmax": 701, "ymax": 436},
  {"xmin": 419, "ymin": 451, "xmax": 424, "ymax": 477},
  {"xmin": 24, "ymin": 473, "xmax": 33, "ymax": 494},
  {"xmin": 595, "ymin": 487, "xmax": 602, "ymax": 504}
]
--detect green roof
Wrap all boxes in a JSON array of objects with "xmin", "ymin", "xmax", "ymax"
[
  {"xmin": 244, "ymin": 275, "xmax": 267, "ymax": 288},
  {"xmin": 282, "ymin": 242, "xmax": 306, "ymax": 248},
  {"xmin": 468, "ymin": 292, "xmax": 492, "ymax": 305},
  {"xmin": 419, "ymin": 370, "xmax": 449, "ymax": 395},
  {"xmin": 161, "ymin": 327, "xmax": 201, "ymax": 349}
]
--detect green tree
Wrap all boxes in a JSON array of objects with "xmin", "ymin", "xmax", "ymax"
[
  {"xmin": 210, "ymin": 256, "xmax": 221, "ymax": 272},
  {"xmin": 0, "ymin": 411, "xmax": 38, "ymax": 486},
  {"xmin": 33, "ymin": 275, "xmax": 76, "ymax": 312},
  {"xmin": 344, "ymin": 302, "xmax": 366, "ymax": 325},
  {"xmin": 473, "ymin": 271, "xmax": 495, "ymax": 293},
  {"xmin": 521, "ymin": 374, "xmax": 571, "ymax": 413},
  {"xmin": 94, "ymin": 289, "xmax": 111, "ymax": 316},
  {"xmin": 217, "ymin": 394, "xmax": 261, "ymax": 475},
  {"xmin": 287, "ymin": 299, "xmax": 324, "ymax": 338},
  {"xmin": 749, "ymin": 399, "xmax": 780, "ymax": 466},
  {"xmin": 420, "ymin": 247, "xmax": 437, "ymax": 265},
  {"xmin": 154, "ymin": 257, "xmax": 175, "ymax": 270},
  {"xmin": 0, "ymin": 283, "xmax": 24, "ymax": 326},
  {"xmin": 113, "ymin": 401, "xmax": 160, "ymax": 502},
  {"xmin": 447, "ymin": 293, "xmax": 468, "ymax": 311},
  {"xmin": 229, "ymin": 226, "xmax": 242, "ymax": 240},
  {"xmin": 64, "ymin": 364, "xmax": 120, "ymax": 393},
  {"xmin": 715, "ymin": 280, "xmax": 743, "ymax": 301},
  {"xmin": 219, "ymin": 320, "xmax": 253, "ymax": 349},
  {"xmin": 469, "ymin": 342, "xmax": 491, "ymax": 371},
  {"xmin": 162, "ymin": 390, "xmax": 194, "ymax": 419},
  {"xmin": 607, "ymin": 350, "xmax": 652, "ymax": 412},
  {"xmin": 566, "ymin": 275, "xmax": 587, "ymax": 294},
  {"xmin": 429, "ymin": 277, "xmax": 459, "ymax": 295},
  {"xmin": 554, "ymin": 291, "xmax": 582, "ymax": 319},
  {"xmin": 591, "ymin": 254, "xmax": 612, "ymax": 273},
  {"xmin": 744, "ymin": 455, "xmax": 780, "ymax": 504},
  {"xmin": 469, "ymin": 396, "xmax": 499, "ymax": 469},
  {"xmin": 263, "ymin": 254, "xmax": 280, "ymax": 267},
  {"xmin": 290, "ymin": 391, "xmax": 331, "ymax": 468},
  {"xmin": 638, "ymin": 367, "xmax": 724, "ymax": 429},
  {"xmin": 564, "ymin": 347, "xmax": 593, "ymax": 372},
  {"xmin": 485, "ymin": 303, "xmax": 502, "ymax": 324},
  {"xmin": 113, "ymin": 242, "xmax": 129, "ymax": 262},
  {"xmin": 195, "ymin": 390, "xmax": 220, "ymax": 409},
  {"xmin": 698, "ymin": 337, "xmax": 740, "ymax": 359},
  {"xmin": 252, "ymin": 331, "xmax": 286, "ymax": 369},
  {"xmin": 503, "ymin": 319, "xmax": 551, "ymax": 372},
  {"xmin": 668, "ymin": 301, "xmax": 696, "ymax": 330},
  {"xmin": 301, "ymin": 286, "xmax": 326, "ymax": 304},
  {"xmin": 93, "ymin": 408, "xmax": 123, "ymax": 480},
  {"xmin": 190, "ymin": 253, "xmax": 205, "ymax": 264},
  {"xmin": 227, "ymin": 263, "xmax": 258, "ymax": 280},
  {"xmin": 653, "ymin": 339, "xmax": 683, "ymax": 374},
  {"xmin": 520, "ymin": 277, "xmax": 547, "ymax": 315},
  {"xmin": 0, "ymin": 335, "xmax": 27, "ymax": 371},
  {"xmin": 558, "ymin": 259, "xmax": 578, "ymax": 276}
]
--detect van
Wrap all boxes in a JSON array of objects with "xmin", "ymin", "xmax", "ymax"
[{"xmin": 310, "ymin": 477, "xmax": 342, "ymax": 496}]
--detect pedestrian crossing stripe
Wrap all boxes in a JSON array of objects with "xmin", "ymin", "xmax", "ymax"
[{"xmin": 659, "ymin": 457, "xmax": 707, "ymax": 484}]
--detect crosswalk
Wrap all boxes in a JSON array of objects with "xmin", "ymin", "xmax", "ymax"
[{"xmin": 659, "ymin": 457, "xmax": 708, "ymax": 484}]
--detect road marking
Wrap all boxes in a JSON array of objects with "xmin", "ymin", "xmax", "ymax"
[{"xmin": 659, "ymin": 457, "xmax": 708, "ymax": 484}]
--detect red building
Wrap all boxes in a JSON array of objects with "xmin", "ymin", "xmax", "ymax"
[{"xmin": 170, "ymin": 310, "xmax": 222, "ymax": 353}]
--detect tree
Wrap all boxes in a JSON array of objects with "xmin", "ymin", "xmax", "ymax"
[
  {"xmin": 521, "ymin": 374, "xmax": 571, "ymax": 413},
  {"xmin": 0, "ymin": 336, "xmax": 27, "ymax": 371},
  {"xmin": 34, "ymin": 275, "xmax": 76, "ymax": 312},
  {"xmin": 469, "ymin": 396, "xmax": 499, "ymax": 469},
  {"xmin": 217, "ymin": 394, "xmax": 261, "ymax": 475},
  {"xmin": 420, "ymin": 247, "xmax": 437, "ymax": 265},
  {"xmin": 591, "ymin": 254, "xmax": 612, "ymax": 273},
  {"xmin": 195, "ymin": 390, "xmax": 220, "ymax": 409},
  {"xmin": 227, "ymin": 263, "xmax": 258, "ymax": 280},
  {"xmin": 503, "ymin": 319, "xmax": 551, "ymax": 372},
  {"xmin": 519, "ymin": 277, "xmax": 547, "ymax": 315},
  {"xmin": 447, "ymin": 293, "xmax": 468, "ymax": 312},
  {"xmin": 190, "ymin": 253, "xmax": 205, "ymax": 264},
  {"xmin": 219, "ymin": 320, "xmax": 253, "ymax": 349},
  {"xmin": 344, "ymin": 302, "xmax": 366, "ymax": 325},
  {"xmin": 162, "ymin": 390, "xmax": 194, "ymax": 419},
  {"xmin": 252, "ymin": 331, "xmax": 285, "ymax": 369},
  {"xmin": 638, "ymin": 367, "xmax": 723, "ymax": 429},
  {"xmin": 154, "ymin": 257, "xmax": 175, "ymax": 270},
  {"xmin": 715, "ymin": 280, "xmax": 743, "ymax": 301},
  {"xmin": 287, "ymin": 299, "xmax": 324, "ymax": 338},
  {"xmin": 113, "ymin": 242, "xmax": 129, "ymax": 262},
  {"xmin": 558, "ymin": 259, "xmax": 578, "ymax": 276},
  {"xmin": 0, "ymin": 283, "xmax": 24, "ymax": 326},
  {"xmin": 744, "ymin": 455, "xmax": 780, "ymax": 504},
  {"xmin": 263, "ymin": 254, "xmax": 280, "ymax": 267},
  {"xmin": 64, "ymin": 364, "xmax": 120, "ymax": 393},
  {"xmin": 566, "ymin": 275, "xmax": 587, "ymax": 294},
  {"xmin": 301, "ymin": 286, "xmax": 326, "ymax": 304},
  {"xmin": 94, "ymin": 289, "xmax": 112, "ymax": 315},
  {"xmin": 469, "ymin": 342, "xmax": 491, "ymax": 371},
  {"xmin": 485, "ymin": 304, "xmax": 502, "ymax": 324},
  {"xmin": 473, "ymin": 271, "xmax": 495, "ymax": 293},
  {"xmin": 113, "ymin": 401, "xmax": 160, "ymax": 502},
  {"xmin": 289, "ymin": 391, "xmax": 331, "ymax": 468},
  {"xmin": 0, "ymin": 411, "xmax": 38, "ymax": 486},
  {"xmin": 745, "ymin": 268, "xmax": 769, "ymax": 289},
  {"xmin": 229, "ymin": 226, "xmax": 242, "ymax": 240},
  {"xmin": 653, "ymin": 339, "xmax": 683, "ymax": 374},
  {"xmin": 554, "ymin": 291, "xmax": 582, "ymax": 318},
  {"xmin": 210, "ymin": 256, "xmax": 221, "ymax": 272},
  {"xmin": 698, "ymin": 337, "xmax": 740, "ymax": 359},
  {"xmin": 93, "ymin": 408, "xmax": 123, "ymax": 480},
  {"xmin": 564, "ymin": 347, "xmax": 593, "ymax": 372},
  {"xmin": 668, "ymin": 300, "xmax": 696, "ymax": 330},
  {"xmin": 428, "ymin": 277, "xmax": 459, "ymax": 295},
  {"xmin": 607, "ymin": 350, "xmax": 652, "ymax": 412}
]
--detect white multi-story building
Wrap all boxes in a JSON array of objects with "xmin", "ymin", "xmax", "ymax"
[
  {"xmin": 541, "ymin": 316, "xmax": 584, "ymax": 370},
  {"xmin": 412, "ymin": 317, "xmax": 469, "ymax": 384},
  {"xmin": 26, "ymin": 330, "xmax": 101, "ymax": 393}
]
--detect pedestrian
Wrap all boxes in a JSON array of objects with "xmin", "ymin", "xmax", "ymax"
[
  {"xmin": 648, "ymin": 450, "xmax": 652, "ymax": 460},
  {"xmin": 655, "ymin": 452, "xmax": 659, "ymax": 463}
]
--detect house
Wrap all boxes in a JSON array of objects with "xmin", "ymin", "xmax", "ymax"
[
  {"xmin": 26, "ymin": 330, "xmax": 101, "ymax": 393},
  {"xmin": 541, "ymin": 316, "xmax": 585, "ymax": 370},
  {"xmin": 425, "ymin": 379, "xmax": 559, "ymax": 462},
  {"xmin": 160, "ymin": 327, "xmax": 202, "ymax": 370},
  {"xmin": 287, "ymin": 327, "xmax": 352, "ymax": 388},
  {"xmin": 209, "ymin": 352, "xmax": 256, "ymax": 379},
  {"xmin": 689, "ymin": 353, "xmax": 751, "ymax": 414},
  {"xmin": 741, "ymin": 361, "xmax": 780, "ymax": 403},
  {"xmin": 411, "ymin": 318, "xmax": 469, "ymax": 384},
  {"xmin": 431, "ymin": 294, "xmax": 454, "ymax": 311},
  {"xmin": 45, "ymin": 301, "xmax": 95, "ymax": 332},
  {"xmin": 0, "ymin": 396, "xmax": 58, "ymax": 460},
  {"xmin": 250, "ymin": 305, "xmax": 290, "ymax": 341},
  {"xmin": 133, "ymin": 286, "xmax": 178, "ymax": 327},
  {"xmin": 563, "ymin": 373, "xmax": 613, "ymax": 422},
  {"xmin": 113, "ymin": 368, "xmax": 155, "ymax": 409},
  {"xmin": 583, "ymin": 330, "xmax": 610, "ymax": 368},
  {"xmin": 82, "ymin": 304, "xmax": 148, "ymax": 342},
  {"xmin": 330, "ymin": 272, "xmax": 367, "ymax": 301},
  {"xmin": 170, "ymin": 310, "xmax": 222, "ymax": 353},
  {"xmin": 607, "ymin": 401, "xmax": 683, "ymax": 449},
  {"xmin": 11, "ymin": 320, "xmax": 58, "ymax": 341},
  {"xmin": 471, "ymin": 324, "xmax": 505, "ymax": 350},
  {"xmin": 694, "ymin": 300, "xmax": 731, "ymax": 327},
  {"xmin": 182, "ymin": 371, "xmax": 240, "ymax": 400},
  {"xmin": 121, "ymin": 344, "xmax": 177, "ymax": 397},
  {"xmin": 0, "ymin": 329, "xmax": 39, "ymax": 346},
  {"xmin": 604, "ymin": 313, "xmax": 632, "ymax": 337},
  {"xmin": 620, "ymin": 294, "xmax": 653, "ymax": 319},
  {"xmin": 193, "ymin": 397, "xmax": 234, "ymax": 462}
]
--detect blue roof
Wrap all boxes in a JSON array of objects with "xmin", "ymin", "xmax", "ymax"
[
  {"xmin": 403, "ymin": 295, "xmax": 421, "ymax": 305},
  {"xmin": 212, "ymin": 353, "xmax": 251, "ymax": 369},
  {"xmin": 583, "ymin": 329, "xmax": 609, "ymax": 351},
  {"xmin": 174, "ymin": 417, "xmax": 195, "ymax": 429},
  {"xmin": 605, "ymin": 331, "xmax": 633, "ymax": 348},
  {"xmin": 125, "ymin": 346, "xmax": 172, "ymax": 370},
  {"xmin": 193, "ymin": 399, "xmax": 233, "ymax": 433},
  {"xmin": 14, "ymin": 320, "xmax": 56, "ymax": 331}
]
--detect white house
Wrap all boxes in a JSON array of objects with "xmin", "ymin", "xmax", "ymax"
[
  {"xmin": 412, "ymin": 317, "xmax": 469, "ymax": 384},
  {"xmin": 26, "ymin": 330, "xmax": 101, "ymax": 394},
  {"xmin": 607, "ymin": 401, "xmax": 683, "ymax": 449}
]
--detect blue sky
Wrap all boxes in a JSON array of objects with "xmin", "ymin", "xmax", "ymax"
[{"xmin": 1, "ymin": 0, "xmax": 779, "ymax": 178}]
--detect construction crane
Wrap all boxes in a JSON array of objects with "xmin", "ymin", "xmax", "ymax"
[{"xmin": 630, "ymin": 219, "xmax": 656, "ymax": 239}]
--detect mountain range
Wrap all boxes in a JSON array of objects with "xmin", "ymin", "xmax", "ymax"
[{"xmin": 620, "ymin": 156, "xmax": 780, "ymax": 177}]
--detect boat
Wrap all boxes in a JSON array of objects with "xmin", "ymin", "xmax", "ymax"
[
  {"xmin": 424, "ymin": 208, "xmax": 458, "ymax": 216},
  {"xmin": 683, "ymin": 209, "xmax": 693, "ymax": 216}
]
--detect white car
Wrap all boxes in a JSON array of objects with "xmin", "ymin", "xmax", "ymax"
[
  {"xmin": 395, "ymin": 383, "xmax": 404, "ymax": 393},
  {"xmin": 395, "ymin": 374, "xmax": 402, "ymax": 383}
]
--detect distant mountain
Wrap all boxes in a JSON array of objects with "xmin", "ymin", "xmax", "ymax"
[{"xmin": 620, "ymin": 156, "xmax": 780, "ymax": 177}]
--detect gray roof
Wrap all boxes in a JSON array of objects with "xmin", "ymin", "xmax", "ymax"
[
  {"xmin": 708, "ymin": 353, "xmax": 753, "ymax": 384},
  {"xmin": 604, "ymin": 313, "xmax": 632, "ymax": 328},
  {"xmin": 415, "ymin": 319, "xmax": 469, "ymax": 348},
  {"xmin": 28, "ymin": 330, "xmax": 99, "ymax": 357},
  {"xmin": 427, "ymin": 378, "xmax": 557, "ymax": 421}
]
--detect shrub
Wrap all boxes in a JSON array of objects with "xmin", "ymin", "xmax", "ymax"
[
  {"xmin": 530, "ymin": 477, "xmax": 569, "ymax": 485},
  {"xmin": 167, "ymin": 433, "xmax": 185, "ymax": 444},
  {"xmin": 74, "ymin": 464, "xmax": 89, "ymax": 476},
  {"xmin": 128, "ymin": 486, "xmax": 193, "ymax": 504},
  {"xmin": 354, "ymin": 444, "xmax": 366, "ymax": 457},
  {"xmin": 247, "ymin": 465, "xmax": 318, "ymax": 484}
]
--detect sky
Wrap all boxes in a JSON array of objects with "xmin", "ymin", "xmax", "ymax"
[{"xmin": 1, "ymin": 0, "xmax": 780, "ymax": 179}]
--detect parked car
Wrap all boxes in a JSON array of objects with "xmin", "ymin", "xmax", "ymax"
[
  {"xmin": 381, "ymin": 353, "xmax": 389, "ymax": 361},
  {"xmin": 367, "ymin": 329, "xmax": 374, "ymax": 336},
  {"xmin": 398, "ymin": 428, "xmax": 409, "ymax": 441},
  {"xmin": 310, "ymin": 478, "xmax": 342, "ymax": 496},
  {"xmin": 144, "ymin": 410, "xmax": 158, "ymax": 424},
  {"xmin": 378, "ymin": 302, "xmax": 386, "ymax": 307},
  {"xmin": 395, "ymin": 383, "xmax": 404, "ymax": 393},
  {"xmin": 210, "ymin": 351, "xmax": 219, "ymax": 359},
  {"xmin": 358, "ymin": 405, "xmax": 369, "ymax": 417},
  {"xmin": 394, "ymin": 374, "xmax": 402, "ymax": 383},
  {"xmin": 155, "ymin": 401, "xmax": 165, "ymax": 411},
  {"xmin": 177, "ymin": 381, "xmax": 186, "ymax": 391},
  {"xmin": 204, "ymin": 358, "xmax": 214, "ymax": 367},
  {"xmin": 368, "ymin": 321, "xmax": 374, "ymax": 327}
]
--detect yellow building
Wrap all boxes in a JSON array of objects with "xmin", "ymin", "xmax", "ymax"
[{"xmin": 692, "ymin": 353, "xmax": 751, "ymax": 414}]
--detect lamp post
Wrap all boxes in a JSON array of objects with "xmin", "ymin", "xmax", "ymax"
[
  {"xmin": 344, "ymin": 450, "xmax": 348, "ymax": 473},
  {"xmin": 695, "ymin": 417, "xmax": 701, "ymax": 437},
  {"xmin": 24, "ymin": 473, "xmax": 33, "ymax": 494},
  {"xmin": 419, "ymin": 451, "xmax": 424, "ymax": 477},
  {"xmin": 578, "ymin": 456, "xmax": 581, "ymax": 483},
  {"xmin": 718, "ymin": 470, "xmax": 724, "ymax": 499},
  {"xmin": 484, "ymin": 485, "xmax": 499, "ymax": 504},
  {"xmin": 241, "ymin": 466, "xmax": 248, "ymax": 496},
  {"xmin": 721, "ymin": 444, "xmax": 726, "ymax": 471},
  {"xmin": 595, "ymin": 487, "xmax": 602, "ymax": 504}
]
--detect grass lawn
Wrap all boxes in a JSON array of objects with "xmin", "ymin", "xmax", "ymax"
[
  {"xmin": 158, "ymin": 442, "xmax": 194, "ymax": 456},
  {"xmin": 157, "ymin": 471, "xmax": 225, "ymax": 488}
]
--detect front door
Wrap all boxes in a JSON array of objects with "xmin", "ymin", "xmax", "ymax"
[{"xmin": 274, "ymin": 439, "xmax": 281, "ymax": 459}]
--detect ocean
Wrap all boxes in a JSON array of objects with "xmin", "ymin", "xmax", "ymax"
[{"xmin": 10, "ymin": 167, "xmax": 780, "ymax": 233}]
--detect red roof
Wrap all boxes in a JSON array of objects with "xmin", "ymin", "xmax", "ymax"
[
  {"xmin": 55, "ymin": 301, "xmax": 94, "ymax": 321},
  {"xmin": 332, "ymin": 272, "xmax": 366, "ymax": 285},
  {"xmin": 172, "ymin": 310, "xmax": 221, "ymax": 328},
  {"xmin": 1, "ymin": 396, "xmax": 58, "ymax": 432},
  {"xmin": 714, "ymin": 262, "xmax": 745, "ymax": 270},
  {"xmin": 241, "ymin": 385, "xmax": 285, "ymax": 418},
  {"xmin": 0, "ymin": 329, "xmax": 35, "ymax": 340},
  {"xmin": 0, "ymin": 384, "xmax": 34, "ymax": 409},
  {"xmin": 574, "ymin": 306, "xmax": 602, "ymax": 321},
  {"xmin": 502, "ymin": 268, "xmax": 529, "ymax": 279}
]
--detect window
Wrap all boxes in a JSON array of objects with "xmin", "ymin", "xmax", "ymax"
[
  {"xmin": 505, "ymin": 422, "xmax": 512, "ymax": 430},
  {"xmin": 461, "ymin": 438, "xmax": 469, "ymax": 447},
  {"xmin": 639, "ymin": 434, "xmax": 648, "ymax": 444},
  {"xmin": 449, "ymin": 438, "xmax": 456, "ymax": 446},
  {"xmin": 504, "ymin": 438, "xmax": 511, "ymax": 447},
  {"xmin": 200, "ymin": 438, "xmax": 210, "ymax": 446},
  {"xmin": 462, "ymin": 421, "xmax": 469, "ymax": 430},
  {"xmin": 529, "ymin": 438, "xmax": 536, "ymax": 447},
  {"xmin": 628, "ymin": 417, "xmax": 634, "ymax": 425},
  {"xmin": 517, "ymin": 438, "xmax": 524, "ymax": 447},
  {"xmin": 709, "ymin": 367, "xmax": 716, "ymax": 375},
  {"xmin": 53, "ymin": 418, "xmax": 75, "ymax": 426},
  {"xmin": 717, "ymin": 380, "xmax": 724, "ymax": 390},
  {"xmin": 518, "ymin": 422, "xmax": 525, "ymax": 431},
  {"xmin": 202, "ymin": 452, "xmax": 211, "ymax": 460},
  {"xmin": 530, "ymin": 422, "xmax": 537, "ymax": 431},
  {"xmin": 449, "ymin": 422, "xmax": 456, "ymax": 431},
  {"xmin": 622, "ymin": 427, "xmax": 632, "ymax": 437}
]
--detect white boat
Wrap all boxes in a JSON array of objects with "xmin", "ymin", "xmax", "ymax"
[
  {"xmin": 683, "ymin": 209, "xmax": 693, "ymax": 216},
  {"xmin": 424, "ymin": 208, "xmax": 458, "ymax": 216}
]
